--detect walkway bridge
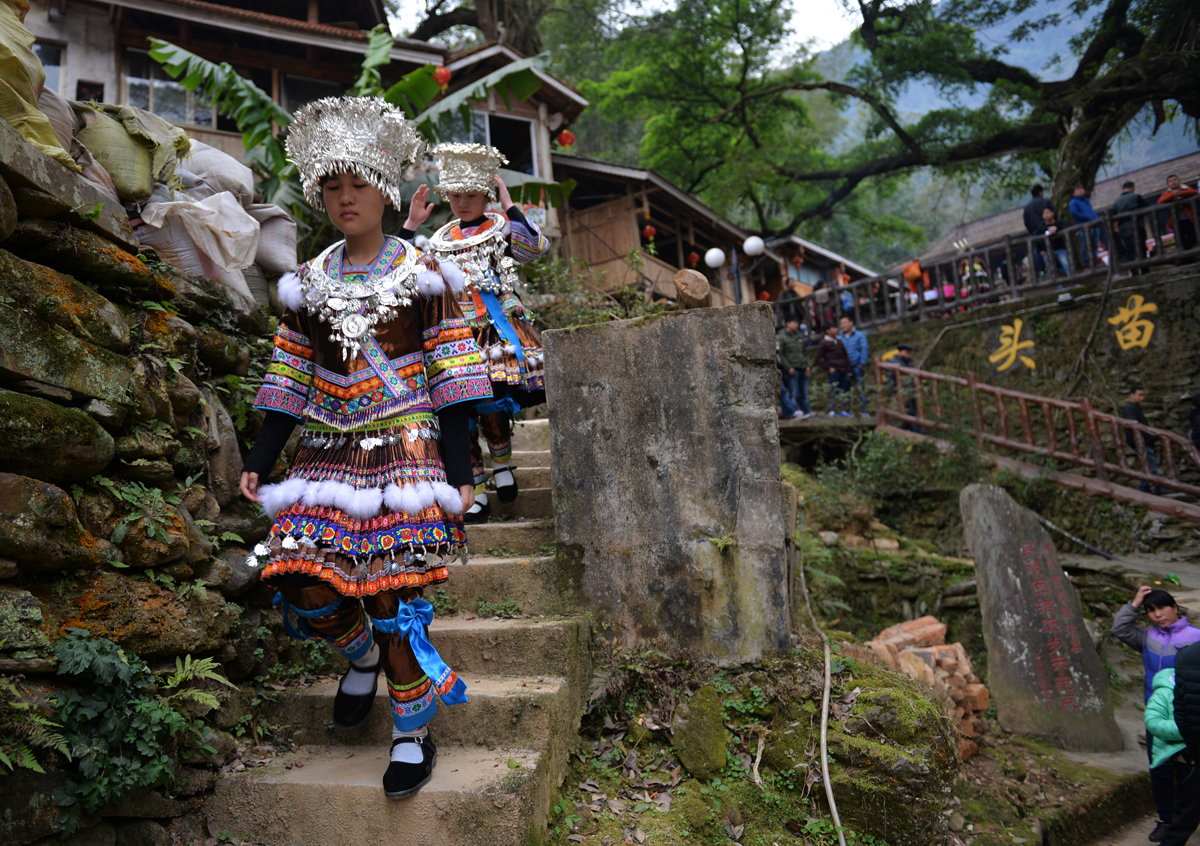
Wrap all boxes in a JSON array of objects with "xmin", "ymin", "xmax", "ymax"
[{"xmin": 872, "ymin": 360, "xmax": 1200, "ymax": 523}]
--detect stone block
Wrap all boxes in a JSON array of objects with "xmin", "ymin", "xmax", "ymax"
[
  {"xmin": 0, "ymin": 306, "xmax": 133, "ymax": 407},
  {"xmin": 962, "ymin": 683, "xmax": 990, "ymax": 712},
  {"xmin": 0, "ymin": 254, "xmax": 122, "ymax": 355},
  {"xmin": 867, "ymin": 639, "xmax": 900, "ymax": 669},
  {"xmin": 0, "ymin": 473, "xmax": 101, "ymax": 571},
  {"xmin": 0, "ymin": 176, "xmax": 14, "ymax": 242},
  {"xmin": 0, "ymin": 118, "xmax": 135, "ymax": 251},
  {"xmin": 961, "ymin": 484, "xmax": 1122, "ymax": 752},
  {"xmin": 838, "ymin": 642, "xmax": 881, "ymax": 666},
  {"xmin": 898, "ymin": 651, "xmax": 935, "ymax": 686},
  {"xmin": 544, "ymin": 304, "xmax": 791, "ymax": 661},
  {"xmin": 0, "ymin": 586, "xmax": 50, "ymax": 656},
  {"xmin": 907, "ymin": 646, "xmax": 941, "ymax": 668},
  {"xmin": 0, "ymin": 389, "xmax": 115, "ymax": 485},
  {"xmin": 671, "ymin": 686, "xmax": 728, "ymax": 779},
  {"xmin": 899, "ymin": 615, "xmax": 946, "ymax": 646}
]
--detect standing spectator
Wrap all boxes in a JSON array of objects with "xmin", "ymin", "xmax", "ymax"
[
  {"xmin": 814, "ymin": 323, "xmax": 852, "ymax": 418},
  {"xmin": 1112, "ymin": 181, "xmax": 1149, "ymax": 275},
  {"xmin": 1123, "ymin": 386, "xmax": 1161, "ymax": 493},
  {"xmin": 838, "ymin": 315, "xmax": 869, "ymax": 416},
  {"xmin": 889, "ymin": 344, "xmax": 921, "ymax": 433},
  {"xmin": 1024, "ymin": 185, "xmax": 1053, "ymax": 275},
  {"xmin": 1113, "ymin": 586, "xmax": 1200, "ymax": 843},
  {"xmin": 1162, "ymin": 643, "xmax": 1200, "ymax": 845},
  {"xmin": 1068, "ymin": 183, "xmax": 1106, "ymax": 268},
  {"xmin": 776, "ymin": 317, "xmax": 812, "ymax": 418},
  {"xmin": 1041, "ymin": 206, "xmax": 1070, "ymax": 275},
  {"xmin": 1158, "ymin": 175, "xmax": 1198, "ymax": 261},
  {"xmin": 1145, "ymin": 669, "xmax": 1193, "ymax": 844}
]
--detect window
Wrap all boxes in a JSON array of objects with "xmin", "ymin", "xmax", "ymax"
[
  {"xmin": 32, "ymin": 43, "xmax": 62, "ymax": 94},
  {"xmin": 76, "ymin": 81, "xmax": 105, "ymax": 102},
  {"xmin": 124, "ymin": 49, "xmax": 214, "ymax": 127},
  {"xmin": 443, "ymin": 111, "xmax": 538, "ymax": 177},
  {"xmin": 282, "ymin": 74, "xmax": 343, "ymax": 113}
]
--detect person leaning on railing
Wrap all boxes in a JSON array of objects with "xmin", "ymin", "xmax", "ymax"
[
  {"xmin": 1158, "ymin": 175, "xmax": 1198, "ymax": 263},
  {"xmin": 1111, "ymin": 181, "xmax": 1150, "ymax": 276}
]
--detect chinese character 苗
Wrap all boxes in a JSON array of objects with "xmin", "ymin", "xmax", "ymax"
[
  {"xmin": 988, "ymin": 319, "xmax": 1036, "ymax": 371},
  {"xmin": 1107, "ymin": 294, "xmax": 1158, "ymax": 350}
]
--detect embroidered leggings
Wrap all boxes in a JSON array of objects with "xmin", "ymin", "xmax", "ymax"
[
  {"xmin": 270, "ymin": 574, "xmax": 437, "ymax": 732},
  {"xmin": 469, "ymin": 411, "xmax": 513, "ymax": 487}
]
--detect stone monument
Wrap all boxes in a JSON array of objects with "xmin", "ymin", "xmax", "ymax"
[
  {"xmin": 960, "ymin": 484, "xmax": 1122, "ymax": 752},
  {"xmin": 543, "ymin": 303, "xmax": 794, "ymax": 662}
]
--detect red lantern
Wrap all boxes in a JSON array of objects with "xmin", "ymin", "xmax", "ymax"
[
  {"xmin": 790, "ymin": 254, "xmax": 804, "ymax": 267},
  {"xmin": 642, "ymin": 225, "xmax": 656, "ymax": 240},
  {"xmin": 558, "ymin": 129, "xmax": 576, "ymax": 149},
  {"xmin": 687, "ymin": 251, "xmax": 700, "ymax": 266},
  {"xmin": 432, "ymin": 67, "xmax": 452, "ymax": 87}
]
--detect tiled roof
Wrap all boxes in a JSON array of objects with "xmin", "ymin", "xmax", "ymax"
[
  {"xmin": 156, "ymin": 0, "xmax": 373, "ymax": 39},
  {"xmin": 918, "ymin": 150, "xmax": 1200, "ymax": 261}
]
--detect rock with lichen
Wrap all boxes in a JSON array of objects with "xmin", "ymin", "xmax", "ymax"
[
  {"xmin": 0, "ymin": 389, "xmax": 115, "ymax": 485},
  {"xmin": 671, "ymin": 685, "xmax": 729, "ymax": 780},
  {"xmin": 0, "ymin": 473, "xmax": 102, "ymax": 571}
]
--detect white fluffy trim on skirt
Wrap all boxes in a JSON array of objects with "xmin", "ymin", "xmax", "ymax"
[{"xmin": 258, "ymin": 477, "xmax": 464, "ymax": 520}]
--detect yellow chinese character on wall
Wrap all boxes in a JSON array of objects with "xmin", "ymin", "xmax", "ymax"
[
  {"xmin": 988, "ymin": 318, "xmax": 1036, "ymax": 371},
  {"xmin": 1107, "ymin": 294, "xmax": 1158, "ymax": 350}
]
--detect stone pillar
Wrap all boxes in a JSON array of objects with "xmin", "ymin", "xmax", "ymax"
[
  {"xmin": 960, "ymin": 484, "xmax": 1122, "ymax": 752},
  {"xmin": 543, "ymin": 303, "xmax": 794, "ymax": 662}
]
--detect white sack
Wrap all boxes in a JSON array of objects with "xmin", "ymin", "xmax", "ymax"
[{"xmin": 140, "ymin": 191, "xmax": 260, "ymax": 273}]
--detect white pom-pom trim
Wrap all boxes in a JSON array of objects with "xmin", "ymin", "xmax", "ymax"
[
  {"xmin": 277, "ymin": 272, "xmax": 304, "ymax": 311},
  {"xmin": 258, "ymin": 478, "xmax": 465, "ymax": 519},
  {"xmin": 437, "ymin": 259, "xmax": 466, "ymax": 294},
  {"xmin": 415, "ymin": 268, "xmax": 446, "ymax": 297}
]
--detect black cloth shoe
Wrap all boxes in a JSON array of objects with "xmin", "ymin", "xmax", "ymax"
[
  {"xmin": 463, "ymin": 498, "xmax": 491, "ymax": 524},
  {"xmin": 1149, "ymin": 820, "xmax": 1170, "ymax": 842},
  {"xmin": 493, "ymin": 466, "xmax": 518, "ymax": 504},
  {"xmin": 383, "ymin": 733, "xmax": 437, "ymax": 799},
  {"xmin": 332, "ymin": 657, "xmax": 381, "ymax": 731}
]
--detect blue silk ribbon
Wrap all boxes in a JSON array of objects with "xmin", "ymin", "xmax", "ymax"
[
  {"xmin": 479, "ymin": 273, "xmax": 526, "ymax": 374},
  {"xmin": 370, "ymin": 598, "xmax": 468, "ymax": 705},
  {"xmin": 274, "ymin": 593, "xmax": 344, "ymax": 640}
]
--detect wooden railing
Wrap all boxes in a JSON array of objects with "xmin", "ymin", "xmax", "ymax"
[
  {"xmin": 778, "ymin": 193, "xmax": 1200, "ymax": 330},
  {"xmin": 873, "ymin": 360, "xmax": 1200, "ymax": 499}
]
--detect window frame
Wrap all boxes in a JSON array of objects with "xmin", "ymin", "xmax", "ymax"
[
  {"xmin": 32, "ymin": 41, "xmax": 65, "ymax": 95},
  {"xmin": 121, "ymin": 47, "xmax": 218, "ymax": 130}
]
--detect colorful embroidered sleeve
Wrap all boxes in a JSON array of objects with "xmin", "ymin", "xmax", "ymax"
[
  {"xmin": 254, "ymin": 310, "xmax": 315, "ymax": 420},
  {"xmin": 421, "ymin": 291, "xmax": 493, "ymax": 411},
  {"xmin": 509, "ymin": 217, "xmax": 549, "ymax": 264}
]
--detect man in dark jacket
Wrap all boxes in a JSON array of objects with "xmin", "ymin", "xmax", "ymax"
[
  {"xmin": 814, "ymin": 323, "xmax": 852, "ymax": 417},
  {"xmin": 1112, "ymin": 181, "xmax": 1149, "ymax": 275},
  {"xmin": 776, "ymin": 317, "xmax": 811, "ymax": 417},
  {"xmin": 1162, "ymin": 643, "xmax": 1200, "ymax": 845},
  {"xmin": 1024, "ymin": 185, "xmax": 1053, "ymax": 275},
  {"xmin": 1123, "ymin": 386, "xmax": 1161, "ymax": 493}
]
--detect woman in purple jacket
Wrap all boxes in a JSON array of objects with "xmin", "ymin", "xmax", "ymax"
[{"xmin": 1113, "ymin": 586, "xmax": 1200, "ymax": 841}]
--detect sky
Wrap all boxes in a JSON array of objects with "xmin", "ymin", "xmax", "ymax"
[{"xmin": 390, "ymin": 0, "xmax": 862, "ymax": 52}]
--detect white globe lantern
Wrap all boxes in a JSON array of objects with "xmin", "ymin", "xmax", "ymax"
[
  {"xmin": 704, "ymin": 247, "xmax": 726, "ymax": 268},
  {"xmin": 743, "ymin": 235, "xmax": 765, "ymax": 256}
]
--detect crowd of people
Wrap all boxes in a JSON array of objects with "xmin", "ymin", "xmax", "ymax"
[{"xmin": 775, "ymin": 315, "xmax": 872, "ymax": 419}]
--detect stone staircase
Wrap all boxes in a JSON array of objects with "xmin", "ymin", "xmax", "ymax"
[{"xmin": 204, "ymin": 419, "xmax": 587, "ymax": 845}]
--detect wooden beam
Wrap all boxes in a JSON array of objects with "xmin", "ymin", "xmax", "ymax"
[
  {"xmin": 117, "ymin": 28, "xmax": 358, "ymax": 83},
  {"xmin": 308, "ymin": 0, "xmax": 320, "ymax": 24}
]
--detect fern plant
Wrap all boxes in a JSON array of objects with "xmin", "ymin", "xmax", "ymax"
[{"xmin": 0, "ymin": 676, "xmax": 70, "ymax": 774}]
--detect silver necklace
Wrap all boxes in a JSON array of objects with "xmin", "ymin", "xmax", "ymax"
[
  {"xmin": 428, "ymin": 212, "xmax": 519, "ymax": 295},
  {"xmin": 296, "ymin": 238, "xmax": 420, "ymax": 359}
]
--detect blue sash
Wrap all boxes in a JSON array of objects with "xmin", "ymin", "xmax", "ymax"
[
  {"xmin": 371, "ymin": 598, "xmax": 468, "ymax": 705},
  {"xmin": 479, "ymin": 273, "xmax": 526, "ymax": 375}
]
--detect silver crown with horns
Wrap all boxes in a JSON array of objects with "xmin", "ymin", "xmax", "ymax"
[{"xmin": 286, "ymin": 96, "xmax": 424, "ymax": 212}]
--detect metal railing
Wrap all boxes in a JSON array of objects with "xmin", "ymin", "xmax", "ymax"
[
  {"xmin": 873, "ymin": 360, "xmax": 1200, "ymax": 498},
  {"xmin": 777, "ymin": 193, "xmax": 1200, "ymax": 330}
]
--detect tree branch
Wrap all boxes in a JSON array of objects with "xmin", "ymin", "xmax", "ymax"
[{"xmin": 408, "ymin": 5, "xmax": 479, "ymax": 42}]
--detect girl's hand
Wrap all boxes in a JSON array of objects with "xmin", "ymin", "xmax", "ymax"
[
  {"xmin": 495, "ymin": 174, "xmax": 514, "ymax": 210},
  {"xmin": 404, "ymin": 184, "xmax": 435, "ymax": 230},
  {"xmin": 1132, "ymin": 585, "xmax": 1153, "ymax": 607},
  {"xmin": 240, "ymin": 471, "xmax": 261, "ymax": 503},
  {"xmin": 459, "ymin": 484, "xmax": 474, "ymax": 514}
]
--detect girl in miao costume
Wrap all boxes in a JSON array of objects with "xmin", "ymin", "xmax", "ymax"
[
  {"xmin": 238, "ymin": 97, "xmax": 492, "ymax": 799},
  {"xmin": 402, "ymin": 142, "xmax": 548, "ymax": 522}
]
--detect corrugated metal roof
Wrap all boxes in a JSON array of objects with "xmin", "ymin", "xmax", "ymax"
[{"xmin": 918, "ymin": 150, "xmax": 1200, "ymax": 262}]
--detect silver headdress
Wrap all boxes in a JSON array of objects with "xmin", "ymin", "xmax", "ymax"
[
  {"xmin": 432, "ymin": 142, "xmax": 507, "ymax": 199},
  {"xmin": 286, "ymin": 96, "xmax": 424, "ymax": 212}
]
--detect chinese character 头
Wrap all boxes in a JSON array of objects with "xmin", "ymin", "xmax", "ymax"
[
  {"xmin": 1107, "ymin": 294, "xmax": 1158, "ymax": 350},
  {"xmin": 988, "ymin": 319, "xmax": 1036, "ymax": 371}
]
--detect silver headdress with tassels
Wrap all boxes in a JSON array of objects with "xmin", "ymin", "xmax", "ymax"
[
  {"xmin": 432, "ymin": 142, "xmax": 507, "ymax": 200},
  {"xmin": 286, "ymin": 96, "xmax": 424, "ymax": 212}
]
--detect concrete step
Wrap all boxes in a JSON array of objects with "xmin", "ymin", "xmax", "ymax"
[
  {"xmin": 511, "ymin": 418, "xmax": 549, "ymax": 452},
  {"xmin": 512, "ymin": 465, "xmax": 550, "ymax": 489},
  {"xmin": 445, "ymin": 555, "xmax": 570, "ymax": 616},
  {"xmin": 427, "ymin": 615, "xmax": 590, "ymax": 691},
  {"xmin": 490, "ymin": 486, "xmax": 552, "ymax": 520},
  {"xmin": 265, "ymin": 675, "xmax": 570, "ymax": 750},
  {"xmin": 508, "ymin": 449, "xmax": 550, "ymax": 466},
  {"xmin": 205, "ymin": 744, "xmax": 554, "ymax": 846},
  {"xmin": 464, "ymin": 517, "xmax": 555, "ymax": 556}
]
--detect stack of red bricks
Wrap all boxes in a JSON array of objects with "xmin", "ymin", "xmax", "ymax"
[{"xmin": 866, "ymin": 615, "xmax": 990, "ymax": 739}]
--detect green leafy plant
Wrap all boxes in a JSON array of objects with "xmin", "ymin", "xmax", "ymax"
[
  {"xmin": 0, "ymin": 676, "xmax": 69, "ymax": 773},
  {"xmin": 50, "ymin": 630, "xmax": 233, "ymax": 834},
  {"xmin": 430, "ymin": 587, "xmax": 461, "ymax": 616},
  {"xmin": 91, "ymin": 475, "xmax": 182, "ymax": 546},
  {"xmin": 70, "ymin": 202, "xmax": 103, "ymax": 222},
  {"xmin": 475, "ymin": 597, "xmax": 523, "ymax": 618}
]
